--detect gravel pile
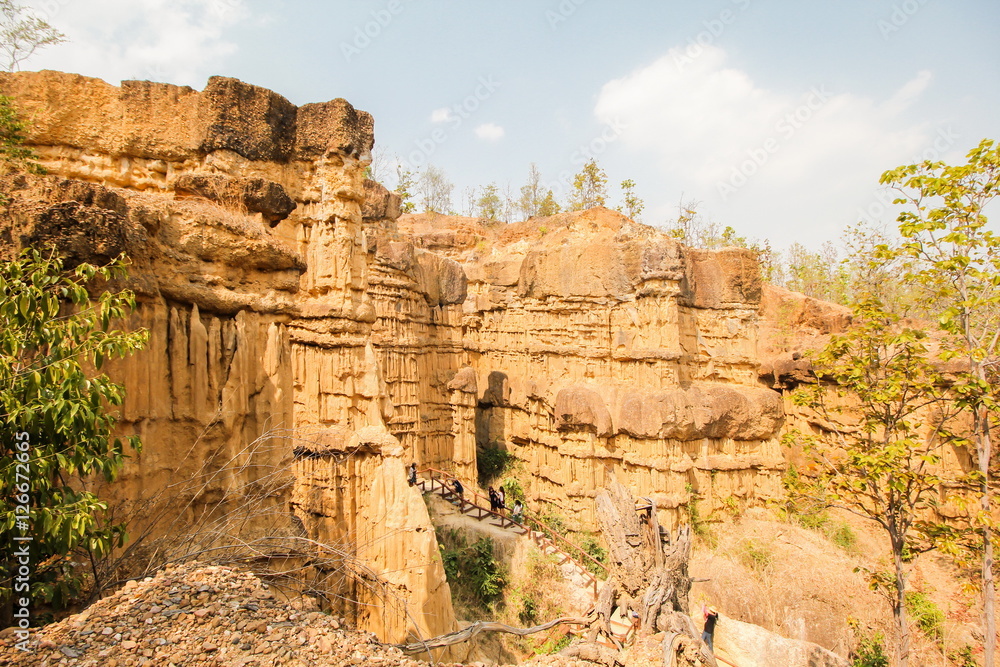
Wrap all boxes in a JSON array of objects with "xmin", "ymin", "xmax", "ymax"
[
  {"xmin": 0, "ymin": 562, "xmax": 617, "ymax": 666},
  {"xmin": 0, "ymin": 562, "xmax": 453, "ymax": 667}
]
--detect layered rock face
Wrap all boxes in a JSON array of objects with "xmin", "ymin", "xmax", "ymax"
[
  {"xmin": 1, "ymin": 69, "xmax": 803, "ymax": 645},
  {"xmin": 363, "ymin": 193, "xmax": 472, "ymax": 480},
  {"xmin": 398, "ymin": 210, "xmax": 787, "ymax": 530},
  {"xmin": 0, "ymin": 71, "xmax": 454, "ymax": 644}
]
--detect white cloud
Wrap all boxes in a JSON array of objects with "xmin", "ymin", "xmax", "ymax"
[
  {"xmin": 20, "ymin": 0, "xmax": 253, "ymax": 88},
  {"xmin": 474, "ymin": 122, "xmax": 505, "ymax": 142},
  {"xmin": 430, "ymin": 107, "xmax": 453, "ymax": 123},
  {"xmin": 594, "ymin": 46, "xmax": 947, "ymax": 246}
]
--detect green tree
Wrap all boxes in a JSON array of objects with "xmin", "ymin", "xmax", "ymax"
[
  {"xmin": 666, "ymin": 198, "xmax": 701, "ymax": 244},
  {"xmin": 568, "ymin": 159, "xmax": 607, "ymax": 211},
  {"xmin": 394, "ymin": 165, "xmax": 417, "ymax": 214},
  {"xmin": 617, "ymin": 179, "xmax": 644, "ymax": 220},
  {"xmin": 787, "ymin": 297, "xmax": 956, "ymax": 667},
  {"xmin": 880, "ymin": 138, "xmax": 1000, "ymax": 665},
  {"xmin": 839, "ymin": 223, "xmax": 921, "ymax": 316},
  {"xmin": 537, "ymin": 189, "xmax": 560, "ymax": 217},
  {"xmin": 475, "ymin": 182, "xmax": 503, "ymax": 221},
  {"xmin": 783, "ymin": 241, "xmax": 850, "ymax": 304},
  {"xmin": 720, "ymin": 225, "xmax": 748, "ymax": 248},
  {"xmin": 665, "ymin": 198, "xmax": 739, "ymax": 249},
  {"xmin": 1, "ymin": 249, "xmax": 147, "ymax": 612},
  {"xmin": 0, "ymin": 1, "xmax": 65, "ymax": 72}
]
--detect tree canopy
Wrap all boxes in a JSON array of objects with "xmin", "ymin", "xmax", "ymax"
[{"xmin": 0, "ymin": 249, "xmax": 147, "ymax": 609}]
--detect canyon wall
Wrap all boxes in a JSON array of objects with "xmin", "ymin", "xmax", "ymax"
[
  {"xmin": 0, "ymin": 70, "xmax": 455, "ymax": 644},
  {"xmin": 398, "ymin": 210, "xmax": 787, "ymax": 531},
  {"xmin": 1, "ymin": 69, "xmax": 828, "ymax": 640}
]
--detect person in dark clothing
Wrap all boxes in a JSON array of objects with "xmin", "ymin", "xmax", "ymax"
[
  {"xmin": 408, "ymin": 463, "xmax": 417, "ymax": 486},
  {"xmin": 497, "ymin": 487, "xmax": 506, "ymax": 513},
  {"xmin": 701, "ymin": 605, "xmax": 719, "ymax": 651},
  {"xmin": 488, "ymin": 486, "xmax": 499, "ymax": 512},
  {"xmin": 451, "ymin": 478, "xmax": 464, "ymax": 503}
]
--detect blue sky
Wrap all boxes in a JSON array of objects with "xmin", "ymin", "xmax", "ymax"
[{"xmin": 22, "ymin": 0, "xmax": 1000, "ymax": 250}]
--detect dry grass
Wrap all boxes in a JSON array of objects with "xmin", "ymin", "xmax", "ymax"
[{"xmin": 690, "ymin": 507, "xmax": 983, "ymax": 666}]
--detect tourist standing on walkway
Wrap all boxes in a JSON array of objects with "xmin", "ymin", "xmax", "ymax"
[
  {"xmin": 701, "ymin": 605, "xmax": 719, "ymax": 652},
  {"xmin": 488, "ymin": 486, "xmax": 499, "ymax": 512}
]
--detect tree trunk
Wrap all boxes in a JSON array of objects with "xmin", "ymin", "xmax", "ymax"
[
  {"xmin": 891, "ymin": 540, "xmax": 909, "ymax": 667},
  {"xmin": 978, "ymin": 403, "xmax": 995, "ymax": 666},
  {"xmin": 588, "ymin": 476, "xmax": 702, "ymax": 653}
]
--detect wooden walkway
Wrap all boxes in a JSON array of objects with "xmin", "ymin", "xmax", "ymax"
[
  {"xmin": 416, "ymin": 469, "xmax": 736, "ymax": 662},
  {"xmin": 416, "ymin": 469, "xmax": 606, "ymax": 600}
]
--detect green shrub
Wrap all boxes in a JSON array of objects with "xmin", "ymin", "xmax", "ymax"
[
  {"xmin": 577, "ymin": 534, "xmax": 608, "ymax": 578},
  {"xmin": 539, "ymin": 506, "xmax": 570, "ymax": 536},
  {"xmin": 905, "ymin": 591, "xmax": 944, "ymax": 642},
  {"xmin": 536, "ymin": 630, "xmax": 572, "ymax": 655},
  {"xmin": 851, "ymin": 632, "xmax": 889, "ymax": 667},
  {"xmin": 470, "ymin": 538, "xmax": 507, "ymax": 603},
  {"xmin": 737, "ymin": 539, "xmax": 774, "ymax": 573},
  {"xmin": 685, "ymin": 483, "xmax": 711, "ymax": 538},
  {"xmin": 829, "ymin": 522, "xmax": 858, "ymax": 551},
  {"xmin": 437, "ymin": 529, "xmax": 508, "ymax": 611},
  {"xmin": 501, "ymin": 476, "xmax": 526, "ymax": 505},
  {"xmin": 948, "ymin": 645, "xmax": 977, "ymax": 667},
  {"xmin": 781, "ymin": 465, "xmax": 830, "ymax": 529},
  {"xmin": 0, "ymin": 95, "xmax": 44, "ymax": 176},
  {"xmin": 720, "ymin": 495, "xmax": 742, "ymax": 519},
  {"xmin": 478, "ymin": 441, "xmax": 516, "ymax": 485},
  {"xmin": 518, "ymin": 595, "xmax": 538, "ymax": 625}
]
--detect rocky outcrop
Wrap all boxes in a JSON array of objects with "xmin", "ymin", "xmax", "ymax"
[
  {"xmin": 1, "ymin": 69, "xmax": 840, "ymax": 650},
  {"xmin": 713, "ymin": 615, "xmax": 849, "ymax": 667},
  {"xmin": 0, "ymin": 562, "xmax": 452, "ymax": 667},
  {"xmin": 399, "ymin": 208, "xmax": 787, "ymax": 530},
  {"xmin": 0, "ymin": 71, "xmax": 454, "ymax": 645}
]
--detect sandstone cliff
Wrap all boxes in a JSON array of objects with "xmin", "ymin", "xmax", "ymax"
[
  {"xmin": 0, "ymin": 70, "xmax": 454, "ymax": 645},
  {"xmin": 1, "ymin": 69, "xmax": 839, "ymax": 650},
  {"xmin": 397, "ymin": 209, "xmax": 787, "ymax": 530}
]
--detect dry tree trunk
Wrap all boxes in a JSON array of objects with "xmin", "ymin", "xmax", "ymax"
[
  {"xmin": 404, "ymin": 475, "xmax": 713, "ymax": 665},
  {"xmin": 593, "ymin": 475, "xmax": 693, "ymax": 633},
  {"xmin": 579, "ymin": 474, "xmax": 714, "ymax": 666}
]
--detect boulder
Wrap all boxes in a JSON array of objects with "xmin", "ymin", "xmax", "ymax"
[
  {"xmin": 555, "ymin": 386, "xmax": 614, "ymax": 437},
  {"xmin": 614, "ymin": 385, "xmax": 784, "ymax": 441},
  {"xmin": 447, "ymin": 367, "xmax": 478, "ymax": 394},
  {"xmin": 174, "ymin": 174, "xmax": 296, "ymax": 225},
  {"xmin": 414, "ymin": 250, "xmax": 467, "ymax": 306},
  {"xmin": 362, "ymin": 179, "xmax": 401, "ymax": 222},
  {"xmin": 681, "ymin": 247, "xmax": 762, "ymax": 309},
  {"xmin": 714, "ymin": 615, "xmax": 849, "ymax": 667},
  {"xmin": 198, "ymin": 76, "xmax": 298, "ymax": 161}
]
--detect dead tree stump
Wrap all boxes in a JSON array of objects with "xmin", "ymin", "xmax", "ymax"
[{"xmin": 581, "ymin": 475, "xmax": 716, "ymax": 665}]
